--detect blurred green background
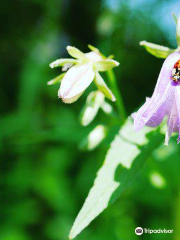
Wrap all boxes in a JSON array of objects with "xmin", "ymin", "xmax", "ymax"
[{"xmin": 1, "ymin": 0, "xmax": 180, "ymax": 239}]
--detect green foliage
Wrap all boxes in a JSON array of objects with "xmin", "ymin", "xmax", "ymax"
[
  {"xmin": 1, "ymin": 1, "xmax": 180, "ymax": 240},
  {"xmin": 69, "ymin": 119, "xmax": 164, "ymax": 238}
]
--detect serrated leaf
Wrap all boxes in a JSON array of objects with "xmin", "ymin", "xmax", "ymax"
[
  {"xmin": 140, "ymin": 41, "xmax": 174, "ymax": 59},
  {"xmin": 69, "ymin": 119, "xmax": 164, "ymax": 239}
]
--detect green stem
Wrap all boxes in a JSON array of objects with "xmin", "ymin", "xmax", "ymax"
[{"xmin": 107, "ymin": 70, "xmax": 126, "ymax": 123}]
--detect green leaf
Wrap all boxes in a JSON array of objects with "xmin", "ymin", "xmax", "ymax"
[
  {"xmin": 140, "ymin": 41, "xmax": 174, "ymax": 58},
  {"xmin": 94, "ymin": 72, "xmax": 116, "ymax": 102},
  {"xmin": 79, "ymin": 125, "xmax": 107, "ymax": 151},
  {"xmin": 95, "ymin": 59, "xmax": 119, "ymax": 71},
  {"xmin": 47, "ymin": 73, "xmax": 65, "ymax": 85},
  {"xmin": 176, "ymin": 14, "xmax": 180, "ymax": 46},
  {"xmin": 69, "ymin": 119, "xmax": 164, "ymax": 239},
  {"xmin": 80, "ymin": 91, "xmax": 104, "ymax": 126},
  {"xmin": 49, "ymin": 58, "xmax": 77, "ymax": 68},
  {"xmin": 67, "ymin": 46, "xmax": 87, "ymax": 60}
]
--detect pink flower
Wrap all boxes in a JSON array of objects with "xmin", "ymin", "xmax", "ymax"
[{"xmin": 133, "ymin": 52, "xmax": 180, "ymax": 145}]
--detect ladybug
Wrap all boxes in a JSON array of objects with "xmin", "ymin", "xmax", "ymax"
[{"xmin": 171, "ymin": 59, "xmax": 180, "ymax": 83}]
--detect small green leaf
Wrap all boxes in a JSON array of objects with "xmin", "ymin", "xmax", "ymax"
[
  {"xmin": 95, "ymin": 59, "xmax": 119, "ymax": 71},
  {"xmin": 80, "ymin": 91, "xmax": 104, "ymax": 126},
  {"xmin": 49, "ymin": 59, "xmax": 77, "ymax": 68},
  {"xmin": 94, "ymin": 72, "xmax": 116, "ymax": 102},
  {"xmin": 140, "ymin": 41, "xmax": 174, "ymax": 58},
  {"xmin": 69, "ymin": 119, "xmax": 164, "ymax": 239},
  {"xmin": 67, "ymin": 46, "xmax": 87, "ymax": 60},
  {"xmin": 47, "ymin": 73, "xmax": 65, "ymax": 85},
  {"xmin": 79, "ymin": 125, "xmax": 107, "ymax": 151},
  {"xmin": 176, "ymin": 14, "xmax": 180, "ymax": 46}
]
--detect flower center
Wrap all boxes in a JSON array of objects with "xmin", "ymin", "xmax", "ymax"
[{"xmin": 171, "ymin": 59, "xmax": 180, "ymax": 83}]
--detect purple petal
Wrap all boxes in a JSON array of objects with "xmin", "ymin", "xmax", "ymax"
[
  {"xmin": 165, "ymin": 98, "xmax": 178, "ymax": 145},
  {"xmin": 175, "ymin": 85, "xmax": 180, "ymax": 142},
  {"xmin": 134, "ymin": 83, "xmax": 173, "ymax": 132},
  {"xmin": 134, "ymin": 52, "xmax": 180, "ymax": 132},
  {"xmin": 153, "ymin": 52, "xmax": 180, "ymax": 95},
  {"xmin": 146, "ymin": 92, "xmax": 174, "ymax": 128}
]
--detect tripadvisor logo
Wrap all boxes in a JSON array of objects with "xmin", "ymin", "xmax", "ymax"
[
  {"xmin": 135, "ymin": 227, "xmax": 174, "ymax": 235},
  {"xmin": 135, "ymin": 227, "xmax": 143, "ymax": 235}
]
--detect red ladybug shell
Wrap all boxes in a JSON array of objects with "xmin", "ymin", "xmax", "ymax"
[{"xmin": 174, "ymin": 60, "xmax": 180, "ymax": 69}]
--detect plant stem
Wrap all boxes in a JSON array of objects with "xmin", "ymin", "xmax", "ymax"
[{"xmin": 107, "ymin": 70, "xmax": 126, "ymax": 123}]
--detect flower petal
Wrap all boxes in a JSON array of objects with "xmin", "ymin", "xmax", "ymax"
[
  {"xmin": 88, "ymin": 44, "xmax": 100, "ymax": 53},
  {"xmin": 95, "ymin": 59, "xmax": 119, "ymax": 72},
  {"xmin": 165, "ymin": 98, "xmax": 178, "ymax": 145},
  {"xmin": 47, "ymin": 73, "xmax": 65, "ymax": 85},
  {"xmin": 153, "ymin": 52, "xmax": 180, "ymax": 94},
  {"xmin": 134, "ymin": 52, "xmax": 180, "ymax": 132},
  {"xmin": 94, "ymin": 71, "xmax": 116, "ymax": 101},
  {"xmin": 146, "ymin": 91, "xmax": 174, "ymax": 128},
  {"xmin": 140, "ymin": 41, "xmax": 175, "ymax": 59},
  {"xmin": 62, "ymin": 63, "xmax": 74, "ymax": 71},
  {"xmin": 61, "ymin": 92, "xmax": 84, "ymax": 104},
  {"xmin": 85, "ymin": 52, "xmax": 103, "ymax": 61},
  {"xmin": 134, "ymin": 83, "xmax": 173, "ymax": 132},
  {"xmin": 59, "ymin": 64, "xmax": 95, "ymax": 101},
  {"xmin": 67, "ymin": 46, "xmax": 87, "ymax": 60},
  {"xmin": 174, "ymin": 85, "xmax": 180, "ymax": 142},
  {"xmin": 87, "ymin": 45, "xmax": 105, "ymax": 59},
  {"xmin": 49, "ymin": 58, "xmax": 77, "ymax": 68}
]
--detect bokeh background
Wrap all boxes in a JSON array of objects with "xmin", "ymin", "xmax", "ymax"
[{"xmin": 1, "ymin": 0, "xmax": 180, "ymax": 239}]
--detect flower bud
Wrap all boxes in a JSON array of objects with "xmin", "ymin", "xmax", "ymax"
[
  {"xmin": 80, "ymin": 91, "xmax": 105, "ymax": 126},
  {"xmin": 79, "ymin": 125, "xmax": 107, "ymax": 151}
]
